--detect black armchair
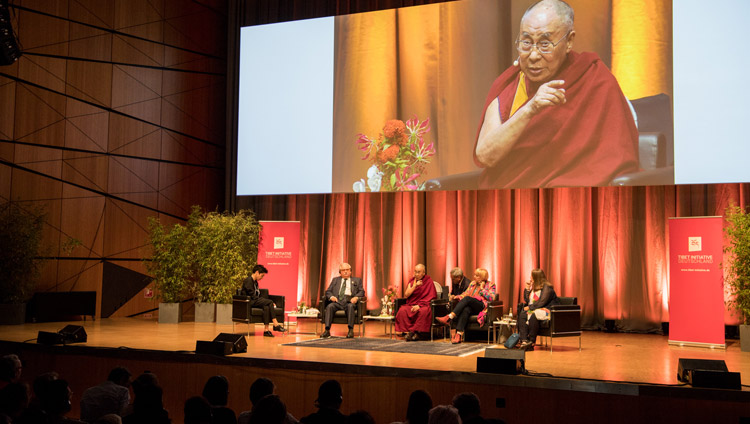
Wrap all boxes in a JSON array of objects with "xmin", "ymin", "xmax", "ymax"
[
  {"xmin": 449, "ymin": 295, "xmax": 503, "ymax": 344},
  {"xmin": 536, "ymin": 296, "xmax": 581, "ymax": 352},
  {"xmin": 318, "ymin": 296, "xmax": 367, "ymax": 336},
  {"xmin": 232, "ymin": 289, "xmax": 285, "ymax": 334}
]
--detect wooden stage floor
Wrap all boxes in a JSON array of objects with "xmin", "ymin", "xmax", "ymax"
[{"xmin": 1, "ymin": 317, "xmax": 747, "ymax": 387}]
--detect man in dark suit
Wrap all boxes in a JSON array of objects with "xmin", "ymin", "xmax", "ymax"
[
  {"xmin": 321, "ymin": 263, "xmax": 364, "ymax": 338},
  {"xmin": 450, "ymin": 267, "xmax": 471, "ymax": 296},
  {"xmin": 239, "ymin": 264, "xmax": 285, "ymax": 337}
]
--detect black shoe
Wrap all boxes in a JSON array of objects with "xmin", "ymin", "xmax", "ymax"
[
  {"xmin": 320, "ymin": 330, "xmax": 331, "ymax": 338},
  {"xmin": 273, "ymin": 325, "xmax": 286, "ymax": 332},
  {"xmin": 405, "ymin": 332, "xmax": 415, "ymax": 341},
  {"xmin": 411, "ymin": 332, "xmax": 419, "ymax": 341},
  {"xmin": 347, "ymin": 328, "xmax": 354, "ymax": 338},
  {"xmin": 263, "ymin": 330, "xmax": 274, "ymax": 337}
]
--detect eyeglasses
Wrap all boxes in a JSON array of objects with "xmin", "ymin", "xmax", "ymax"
[{"xmin": 516, "ymin": 30, "xmax": 571, "ymax": 54}]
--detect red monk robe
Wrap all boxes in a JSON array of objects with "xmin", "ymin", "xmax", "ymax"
[
  {"xmin": 473, "ymin": 51, "xmax": 639, "ymax": 189},
  {"xmin": 394, "ymin": 274, "xmax": 437, "ymax": 333}
]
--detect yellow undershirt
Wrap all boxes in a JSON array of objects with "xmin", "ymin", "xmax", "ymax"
[{"xmin": 509, "ymin": 71, "xmax": 528, "ymax": 117}]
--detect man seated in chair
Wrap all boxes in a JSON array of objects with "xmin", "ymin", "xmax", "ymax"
[
  {"xmin": 321, "ymin": 263, "xmax": 364, "ymax": 339},
  {"xmin": 473, "ymin": 0, "xmax": 638, "ymax": 189},
  {"xmin": 449, "ymin": 267, "xmax": 471, "ymax": 296},
  {"xmin": 239, "ymin": 264, "xmax": 285, "ymax": 337},
  {"xmin": 394, "ymin": 264, "xmax": 437, "ymax": 341}
]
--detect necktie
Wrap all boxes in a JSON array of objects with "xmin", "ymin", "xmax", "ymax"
[{"xmin": 339, "ymin": 279, "xmax": 347, "ymax": 299}]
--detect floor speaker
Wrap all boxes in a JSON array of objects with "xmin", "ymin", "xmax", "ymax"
[
  {"xmin": 677, "ymin": 358, "xmax": 728, "ymax": 382},
  {"xmin": 477, "ymin": 348, "xmax": 525, "ymax": 374},
  {"xmin": 212, "ymin": 333, "xmax": 247, "ymax": 353},
  {"xmin": 37, "ymin": 331, "xmax": 65, "ymax": 345},
  {"xmin": 59, "ymin": 325, "xmax": 87, "ymax": 343},
  {"xmin": 196, "ymin": 340, "xmax": 233, "ymax": 356}
]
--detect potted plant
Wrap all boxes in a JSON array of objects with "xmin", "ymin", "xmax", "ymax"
[
  {"xmin": 0, "ymin": 202, "xmax": 45, "ymax": 324},
  {"xmin": 144, "ymin": 216, "xmax": 193, "ymax": 323},
  {"xmin": 724, "ymin": 204, "xmax": 750, "ymax": 351},
  {"xmin": 192, "ymin": 207, "xmax": 261, "ymax": 324}
]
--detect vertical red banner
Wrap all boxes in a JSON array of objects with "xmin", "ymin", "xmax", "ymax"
[
  {"xmin": 668, "ymin": 217, "xmax": 725, "ymax": 348},
  {"xmin": 258, "ymin": 221, "xmax": 300, "ymax": 312}
]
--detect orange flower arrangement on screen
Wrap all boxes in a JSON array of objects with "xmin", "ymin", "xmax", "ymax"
[{"xmin": 353, "ymin": 117, "xmax": 435, "ymax": 192}]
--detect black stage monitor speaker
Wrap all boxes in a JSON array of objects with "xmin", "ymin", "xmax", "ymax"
[
  {"xmin": 212, "ymin": 333, "xmax": 247, "ymax": 353},
  {"xmin": 59, "ymin": 325, "xmax": 87, "ymax": 343},
  {"xmin": 196, "ymin": 340, "xmax": 233, "ymax": 356},
  {"xmin": 677, "ymin": 358, "xmax": 740, "ymax": 390},
  {"xmin": 37, "ymin": 331, "xmax": 65, "ymax": 345},
  {"xmin": 677, "ymin": 358, "xmax": 728, "ymax": 382},
  {"xmin": 477, "ymin": 348, "xmax": 525, "ymax": 375}
]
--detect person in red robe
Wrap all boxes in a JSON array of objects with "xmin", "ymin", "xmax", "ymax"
[
  {"xmin": 473, "ymin": 0, "xmax": 638, "ymax": 189},
  {"xmin": 394, "ymin": 264, "xmax": 437, "ymax": 341}
]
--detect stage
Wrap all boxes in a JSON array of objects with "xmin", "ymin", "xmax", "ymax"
[{"xmin": 1, "ymin": 318, "xmax": 748, "ymax": 423}]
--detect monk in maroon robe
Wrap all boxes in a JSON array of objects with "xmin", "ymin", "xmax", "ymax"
[
  {"xmin": 474, "ymin": 0, "xmax": 638, "ymax": 189},
  {"xmin": 394, "ymin": 264, "xmax": 437, "ymax": 341}
]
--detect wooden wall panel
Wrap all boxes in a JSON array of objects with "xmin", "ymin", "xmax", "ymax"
[{"xmin": 1, "ymin": 0, "xmax": 227, "ymax": 318}]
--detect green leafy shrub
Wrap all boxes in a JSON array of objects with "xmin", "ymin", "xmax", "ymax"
[{"xmin": 724, "ymin": 204, "xmax": 750, "ymax": 324}]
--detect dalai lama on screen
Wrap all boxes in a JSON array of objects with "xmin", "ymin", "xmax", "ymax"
[{"xmin": 473, "ymin": 0, "xmax": 639, "ymax": 189}]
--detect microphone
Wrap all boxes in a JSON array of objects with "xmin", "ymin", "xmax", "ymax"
[{"xmin": 513, "ymin": 57, "xmax": 520, "ymax": 67}]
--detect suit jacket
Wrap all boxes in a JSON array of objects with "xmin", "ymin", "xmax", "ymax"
[
  {"xmin": 452, "ymin": 276, "xmax": 471, "ymax": 295},
  {"xmin": 324, "ymin": 276, "xmax": 364, "ymax": 303}
]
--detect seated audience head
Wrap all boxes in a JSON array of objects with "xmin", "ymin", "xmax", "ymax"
[
  {"xmin": 346, "ymin": 410, "xmax": 375, "ymax": 424},
  {"xmin": 131, "ymin": 372, "xmax": 164, "ymax": 412},
  {"xmin": 202, "ymin": 375, "xmax": 230, "ymax": 407},
  {"xmin": 428, "ymin": 405, "xmax": 461, "ymax": 424},
  {"xmin": 39, "ymin": 378, "xmax": 73, "ymax": 417},
  {"xmin": 452, "ymin": 392, "xmax": 481, "ymax": 421},
  {"xmin": 530, "ymin": 268, "xmax": 551, "ymax": 290},
  {"xmin": 0, "ymin": 354, "xmax": 22, "ymax": 384},
  {"xmin": 474, "ymin": 268, "xmax": 489, "ymax": 282},
  {"xmin": 252, "ymin": 264, "xmax": 269, "ymax": 280},
  {"xmin": 314, "ymin": 379, "xmax": 343, "ymax": 410},
  {"xmin": 94, "ymin": 414, "xmax": 123, "ymax": 424},
  {"xmin": 0, "ymin": 382, "xmax": 30, "ymax": 419},
  {"xmin": 249, "ymin": 377, "xmax": 275, "ymax": 406},
  {"xmin": 107, "ymin": 366, "xmax": 132, "ymax": 387},
  {"xmin": 249, "ymin": 394, "xmax": 286, "ymax": 424},
  {"xmin": 406, "ymin": 389, "xmax": 433, "ymax": 424},
  {"xmin": 184, "ymin": 395, "xmax": 212, "ymax": 424}
]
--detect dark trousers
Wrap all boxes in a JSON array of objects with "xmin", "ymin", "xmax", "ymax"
[
  {"xmin": 324, "ymin": 301, "xmax": 357, "ymax": 329},
  {"xmin": 249, "ymin": 297, "xmax": 275, "ymax": 325},
  {"xmin": 518, "ymin": 309, "xmax": 540, "ymax": 342},
  {"xmin": 454, "ymin": 297, "xmax": 484, "ymax": 332}
]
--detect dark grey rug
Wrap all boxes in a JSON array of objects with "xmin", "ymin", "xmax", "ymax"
[{"xmin": 282, "ymin": 337, "xmax": 487, "ymax": 357}]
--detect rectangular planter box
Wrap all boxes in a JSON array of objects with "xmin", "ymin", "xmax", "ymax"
[
  {"xmin": 158, "ymin": 302, "xmax": 182, "ymax": 324},
  {"xmin": 195, "ymin": 302, "xmax": 216, "ymax": 322},
  {"xmin": 216, "ymin": 303, "xmax": 233, "ymax": 325},
  {"xmin": 0, "ymin": 303, "xmax": 26, "ymax": 325}
]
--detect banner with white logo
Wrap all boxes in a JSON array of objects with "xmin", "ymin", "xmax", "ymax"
[
  {"xmin": 258, "ymin": 221, "xmax": 300, "ymax": 311},
  {"xmin": 668, "ymin": 217, "xmax": 724, "ymax": 348}
]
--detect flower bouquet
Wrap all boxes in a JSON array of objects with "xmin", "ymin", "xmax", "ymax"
[
  {"xmin": 380, "ymin": 285, "xmax": 397, "ymax": 316},
  {"xmin": 353, "ymin": 117, "xmax": 435, "ymax": 192}
]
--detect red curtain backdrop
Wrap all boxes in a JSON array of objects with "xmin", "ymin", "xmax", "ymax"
[{"xmin": 237, "ymin": 183, "xmax": 750, "ymax": 333}]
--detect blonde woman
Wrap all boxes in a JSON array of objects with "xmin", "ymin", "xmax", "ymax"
[{"xmin": 436, "ymin": 268, "xmax": 496, "ymax": 344}]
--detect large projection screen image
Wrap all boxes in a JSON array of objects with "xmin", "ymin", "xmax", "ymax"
[{"xmin": 235, "ymin": 0, "xmax": 749, "ymax": 196}]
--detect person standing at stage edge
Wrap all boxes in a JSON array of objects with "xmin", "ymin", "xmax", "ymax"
[
  {"xmin": 394, "ymin": 264, "xmax": 437, "ymax": 341},
  {"xmin": 321, "ymin": 263, "xmax": 364, "ymax": 339},
  {"xmin": 239, "ymin": 264, "xmax": 286, "ymax": 337}
]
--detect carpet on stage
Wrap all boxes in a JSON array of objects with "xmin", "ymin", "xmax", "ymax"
[{"xmin": 282, "ymin": 337, "xmax": 487, "ymax": 357}]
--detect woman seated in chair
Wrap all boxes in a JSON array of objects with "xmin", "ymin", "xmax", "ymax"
[
  {"xmin": 517, "ymin": 268, "xmax": 560, "ymax": 351},
  {"xmin": 435, "ymin": 268, "xmax": 496, "ymax": 344}
]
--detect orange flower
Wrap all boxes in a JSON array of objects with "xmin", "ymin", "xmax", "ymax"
[
  {"xmin": 377, "ymin": 145, "xmax": 400, "ymax": 163},
  {"xmin": 383, "ymin": 119, "xmax": 406, "ymax": 139}
]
